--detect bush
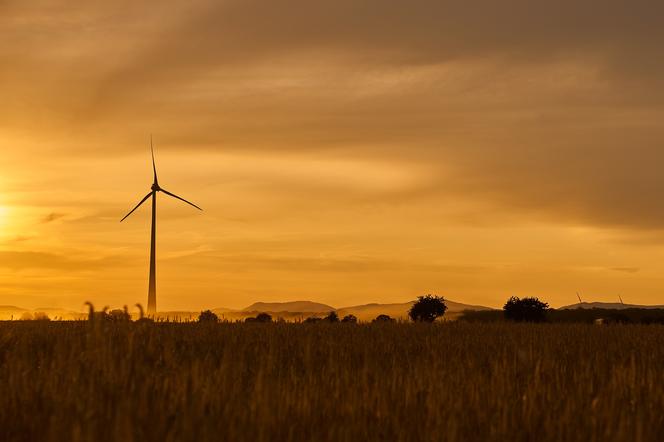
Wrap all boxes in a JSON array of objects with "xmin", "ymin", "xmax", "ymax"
[
  {"xmin": 198, "ymin": 310, "xmax": 219, "ymax": 323},
  {"xmin": 108, "ymin": 308, "xmax": 131, "ymax": 322},
  {"xmin": 409, "ymin": 294, "xmax": 447, "ymax": 322},
  {"xmin": 372, "ymin": 314, "xmax": 395, "ymax": 323},
  {"xmin": 255, "ymin": 313, "xmax": 272, "ymax": 323},
  {"xmin": 503, "ymin": 297, "xmax": 549, "ymax": 322},
  {"xmin": 341, "ymin": 314, "xmax": 357, "ymax": 324},
  {"xmin": 32, "ymin": 312, "xmax": 51, "ymax": 321},
  {"xmin": 304, "ymin": 317, "xmax": 322, "ymax": 324},
  {"xmin": 324, "ymin": 311, "xmax": 339, "ymax": 323}
]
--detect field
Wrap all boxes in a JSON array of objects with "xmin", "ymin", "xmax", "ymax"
[{"xmin": 1, "ymin": 321, "xmax": 663, "ymax": 441}]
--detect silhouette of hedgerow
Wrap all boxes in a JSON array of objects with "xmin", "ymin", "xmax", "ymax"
[
  {"xmin": 409, "ymin": 294, "xmax": 447, "ymax": 322},
  {"xmin": 503, "ymin": 297, "xmax": 549, "ymax": 322}
]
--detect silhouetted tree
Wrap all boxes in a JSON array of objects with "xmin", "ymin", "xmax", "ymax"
[
  {"xmin": 341, "ymin": 314, "xmax": 357, "ymax": 324},
  {"xmin": 373, "ymin": 314, "xmax": 395, "ymax": 323},
  {"xmin": 324, "ymin": 311, "xmax": 339, "ymax": 322},
  {"xmin": 503, "ymin": 296, "xmax": 549, "ymax": 322},
  {"xmin": 304, "ymin": 316, "xmax": 322, "ymax": 323},
  {"xmin": 409, "ymin": 294, "xmax": 447, "ymax": 322},
  {"xmin": 256, "ymin": 312, "xmax": 273, "ymax": 323},
  {"xmin": 198, "ymin": 310, "xmax": 219, "ymax": 323}
]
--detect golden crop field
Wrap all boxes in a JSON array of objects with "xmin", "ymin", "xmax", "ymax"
[{"xmin": 1, "ymin": 321, "xmax": 662, "ymax": 442}]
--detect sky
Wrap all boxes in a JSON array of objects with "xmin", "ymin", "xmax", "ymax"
[{"xmin": 1, "ymin": 0, "xmax": 664, "ymax": 311}]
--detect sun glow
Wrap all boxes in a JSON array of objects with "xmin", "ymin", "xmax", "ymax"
[{"xmin": 0, "ymin": 205, "xmax": 8, "ymax": 228}]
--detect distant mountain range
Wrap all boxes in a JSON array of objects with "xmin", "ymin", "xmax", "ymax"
[
  {"xmin": 559, "ymin": 302, "xmax": 664, "ymax": 310},
  {"xmin": 0, "ymin": 305, "xmax": 84, "ymax": 320},
  {"xmin": 336, "ymin": 300, "xmax": 493, "ymax": 321},
  {"xmin": 1, "ymin": 298, "xmax": 494, "ymax": 321},
  {"xmin": 6, "ymin": 299, "xmax": 661, "ymax": 322},
  {"xmin": 235, "ymin": 299, "xmax": 494, "ymax": 321}
]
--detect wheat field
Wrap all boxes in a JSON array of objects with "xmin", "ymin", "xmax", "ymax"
[{"xmin": 0, "ymin": 321, "xmax": 662, "ymax": 441}]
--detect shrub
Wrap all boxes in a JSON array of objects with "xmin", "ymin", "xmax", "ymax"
[
  {"xmin": 324, "ymin": 311, "xmax": 339, "ymax": 323},
  {"xmin": 256, "ymin": 313, "xmax": 273, "ymax": 323},
  {"xmin": 108, "ymin": 307, "xmax": 131, "ymax": 322},
  {"xmin": 373, "ymin": 314, "xmax": 395, "ymax": 323},
  {"xmin": 19, "ymin": 312, "xmax": 34, "ymax": 321},
  {"xmin": 341, "ymin": 314, "xmax": 357, "ymax": 324},
  {"xmin": 198, "ymin": 310, "xmax": 219, "ymax": 323},
  {"xmin": 503, "ymin": 297, "xmax": 549, "ymax": 322},
  {"xmin": 30, "ymin": 312, "xmax": 50, "ymax": 321},
  {"xmin": 409, "ymin": 294, "xmax": 447, "ymax": 322},
  {"xmin": 304, "ymin": 317, "xmax": 322, "ymax": 324}
]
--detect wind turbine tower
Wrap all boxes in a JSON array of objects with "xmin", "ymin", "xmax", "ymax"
[{"xmin": 121, "ymin": 138, "xmax": 202, "ymax": 315}]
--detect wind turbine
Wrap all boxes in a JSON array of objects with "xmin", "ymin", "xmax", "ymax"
[{"xmin": 121, "ymin": 138, "xmax": 202, "ymax": 315}]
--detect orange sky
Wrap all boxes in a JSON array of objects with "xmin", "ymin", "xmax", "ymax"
[{"xmin": 2, "ymin": 0, "xmax": 664, "ymax": 310}]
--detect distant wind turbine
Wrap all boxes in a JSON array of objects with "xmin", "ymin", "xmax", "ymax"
[{"xmin": 121, "ymin": 137, "xmax": 202, "ymax": 315}]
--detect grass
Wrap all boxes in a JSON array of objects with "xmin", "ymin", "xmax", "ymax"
[{"xmin": 0, "ymin": 321, "xmax": 663, "ymax": 441}]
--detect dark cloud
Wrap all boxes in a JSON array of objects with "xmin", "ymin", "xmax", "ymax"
[{"xmin": 2, "ymin": 0, "xmax": 664, "ymax": 234}]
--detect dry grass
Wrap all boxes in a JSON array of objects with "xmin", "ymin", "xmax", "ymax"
[{"xmin": 0, "ymin": 321, "xmax": 662, "ymax": 441}]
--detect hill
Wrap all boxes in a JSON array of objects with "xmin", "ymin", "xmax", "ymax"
[
  {"xmin": 243, "ymin": 301, "xmax": 336, "ymax": 313},
  {"xmin": 0, "ymin": 306, "xmax": 83, "ymax": 320},
  {"xmin": 559, "ymin": 302, "xmax": 664, "ymax": 310},
  {"xmin": 337, "ymin": 299, "xmax": 493, "ymax": 321}
]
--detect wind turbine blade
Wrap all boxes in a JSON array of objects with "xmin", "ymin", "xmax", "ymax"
[
  {"xmin": 120, "ymin": 191, "xmax": 153, "ymax": 222},
  {"xmin": 151, "ymin": 135, "xmax": 158, "ymax": 184},
  {"xmin": 160, "ymin": 188, "xmax": 202, "ymax": 211}
]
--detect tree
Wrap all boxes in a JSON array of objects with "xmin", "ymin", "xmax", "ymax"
[
  {"xmin": 324, "ymin": 311, "xmax": 339, "ymax": 322},
  {"xmin": 198, "ymin": 310, "xmax": 219, "ymax": 323},
  {"xmin": 409, "ymin": 294, "xmax": 447, "ymax": 322},
  {"xmin": 341, "ymin": 314, "xmax": 357, "ymax": 324},
  {"xmin": 372, "ymin": 314, "xmax": 395, "ymax": 323},
  {"xmin": 255, "ymin": 312, "xmax": 273, "ymax": 323},
  {"xmin": 503, "ymin": 296, "xmax": 549, "ymax": 322}
]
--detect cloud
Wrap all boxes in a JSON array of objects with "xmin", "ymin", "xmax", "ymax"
[
  {"xmin": 610, "ymin": 267, "xmax": 640, "ymax": 274},
  {"xmin": 40, "ymin": 212, "xmax": 66, "ymax": 223},
  {"xmin": 0, "ymin": 250, "xmax": 128, "ymax": 271},
  {"xmin": 3, "ymin": 0, "xmax": 664, "ymax": 235}
]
